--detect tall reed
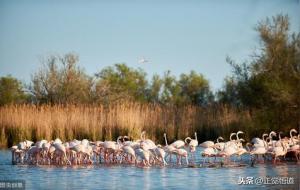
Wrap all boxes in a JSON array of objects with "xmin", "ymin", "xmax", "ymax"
[{"xmin": 0, "ymin": 102, "xmax": 252, "ymax": 148}]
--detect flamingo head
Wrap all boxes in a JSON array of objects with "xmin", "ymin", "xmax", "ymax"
[
  {"xmin": 229, "ymin": 133, "xmax": 236, "ymax": 141},
  {"xmin": 141, "ymin": 131, "xmax": 146, "ymax": 140},
  {"xmin": 214, "ymin": 143, "xmax": 222, "ymax": 151},
  {"xmin": 117, "ymin": 136, "xmax": 123, "ymax": 143},
  {"xmin": 216, "ymin": 136, "xmax": 224, "ymax": 143},
  {"xmin": 269, "ymin": 131, "xmax": 277, "ymax": 137},
  {"xmin": 265, "ymin": 137, "xmax": 271, "ymax": 143},
  {"xmin": 290, "ymin": 129, "xmax": 298, "ymax": 134},
  {"xmin": 123, "ymin": 136, "xmax": 130, "ymax": 141}
]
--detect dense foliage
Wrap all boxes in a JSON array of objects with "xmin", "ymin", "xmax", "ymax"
[{"xmin": 218, "ymin": 15, "xmax": 300, "ymax": 132}]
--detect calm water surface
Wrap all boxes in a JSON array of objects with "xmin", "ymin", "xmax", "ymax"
[{"xmin": 0, "ymin": 149, "xmax": 299, "ymax": 190}]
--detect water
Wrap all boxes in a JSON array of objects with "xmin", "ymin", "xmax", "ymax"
[{"xmin": 0, "ymin": 149, "xmax": 299, "ymax": 190}]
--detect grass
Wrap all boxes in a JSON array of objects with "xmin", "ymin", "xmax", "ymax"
[{"xmin": 0, "ymin": 102, "xmax": 252, "ymax": 148}]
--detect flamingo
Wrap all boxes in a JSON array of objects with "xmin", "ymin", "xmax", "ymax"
[
  {"xmin": 122, "ymin": 136, "xmax": 140, "ymax": 149},
  {"xmin": 272, "ymin": 141, "xmax": 288, "ymax": 164},
  {"xmin": 235, "ymin": 139, "xmax": 248, "ymax": 161},
  {"xmin": 140, "ymin": 131, "xmax": 157, "ymax": 150},
  {"xmin": 163, "ymin": 133, "xmax": 176, "ymax": 163},
  {"xmin": 53, "ymin": 142, "xmax": 71, "ymax": 165},
  {"xmin": 252, "ymin": 133, "xmax": 268, "ymax": 148},
  {"xmin": 250, "ymin": 139, "xmax": 268, "ymax": 163},
  {"xmin": 218, "ymin": 143, "xmax": 237, "ymax": 164},
  {"xmin": 201, "ymin": 146, "xmax": 217, "ymax": 163},
  {"xmin": 268, "ymin": 131, "xmax": 277, "ymax": 148},
  {"xmin": 11, "ymin": 145, "xmax": 24, "ymax": 164},
  {"xmin": 102, "ymin": 137, "xmax": 122, "ymax": 163},
  {"xmin": 152, "ymin": 145, "xmax": 167, "ymax": 166},
  {"xmin": 199, "ymin": 138, "xmax": 215, "ymax": 148},
  {"xmin": 172, "ymin": 148, "xmax": 189, "ymax": 165},
  {"xmin": 134, "ymin": 148, "xmax": 151, "ymax": 167},
  {"xmin": 236, "ymin": 131, "xmax": 244, "ymax": 141},
  {"xmin": 26, "ymin": 146, "xmax": 41, "ymax": 165},
  {"xmin": 185, "ymin": 132, "xmax": 199, "ymax": 151},
  {"xmin": 214, "ymin": 137, "xmax": 225, "ymax": 151},
  {"xmin": 170, "ymin": 138, "xmax": 185, "ymax": 149},
  {"xmin": 288, "ymin": 129, "xmax": 299, "ymax": 161},
  {"xmin": 120, "ymin": 136, "xmax": 136, "ymax": 164},
  {"xmin": 185, "ymin": 132, "xmax": 198, "ymax": 162}
]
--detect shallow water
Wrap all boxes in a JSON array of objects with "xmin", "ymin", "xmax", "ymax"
[{"xmin": 0, "ymin": 149, "xmax": 299, "ymax": 190}]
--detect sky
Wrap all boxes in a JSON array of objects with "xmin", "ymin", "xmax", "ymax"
[{"xmin": 0, "ymin": 0, "xmax": 299, "ymax": 91}]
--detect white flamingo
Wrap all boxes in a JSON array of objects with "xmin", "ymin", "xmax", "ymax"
[
  {"xmin": 163, "ymin": 133, "xmax": 176, "ymax": 163},
  {"xmin": 134, "ymin": 148, "xmax": 151, "ymax": 167},
  {"xmin": 172, "ymin": 148, "xmax": 189, "ymax": 165},
  {"xmin": 185, "ymin": 132, "xmax": 198, "ymax": 152},
  {"xmin": 185, "ymin": 132, "xmax": 198, "ymax": 162},
  {"xmin": 250, "ymin": 139, "xmax": 267, "ymax": 163},
  {"xmin": 201, "ymin": 146, "xmax": 217, "ymax": 163},
  {"xmin": 121, "ymin": 145, "xmax": 136, "ymax": 164},
  {"xmin": 153, "ymin": 145, "xmax": 167, "ymax": 166},
  {"xmin": 287, "ymin": 129, "xmax": 299, "ymax": 161},
  {"xmin": 272, "ymin": 141, "xmax": 288, "ymax": 164},
  {"xmin": 170, "ymin": 138, "xmax": 185, "ymax": 149},
  {"xmin": 140, "ymin": 131, "xmax": 157, "ymax": 150}
]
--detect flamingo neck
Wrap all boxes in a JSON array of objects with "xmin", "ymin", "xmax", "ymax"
[
  {"xmin": 281, "ymin": 142, "xmax": 287, "ymax": 153},
  {"xmin": 269, "ymin": 134, "xmax": 274, "ymax": 142},
  {"xmin": 263, "ymin": 140, "xmax": 268, "ymax": 149},
  {"xmin": 291, "ymin": 136, "xmax": 295, "ymax": 145},
  {"xmin": 185, "ymin": 137, "xmax": 191, "ymax": 144},
  {"xmin": 164, "ymin": 135, "xmax": 168, "ymax": 146},
  {"xmin": 141, "ymin": 132, "xmax": 146, "ymax": 141}
]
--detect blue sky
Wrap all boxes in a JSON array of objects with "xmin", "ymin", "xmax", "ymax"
[{"xmin": 0, "ymin": 0, "xmax": 299, "ymax": 91}]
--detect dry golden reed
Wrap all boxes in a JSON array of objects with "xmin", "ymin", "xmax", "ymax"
[{"xmin": 0, "ymin": 102, "xmax": 251, "ymax": 148}]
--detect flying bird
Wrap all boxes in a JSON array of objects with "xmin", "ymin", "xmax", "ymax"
[{"xmin": 138, "ymin": 57, "xmax": 149, "ymax": 64}]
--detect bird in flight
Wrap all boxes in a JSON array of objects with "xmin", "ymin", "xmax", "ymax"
[{"xmin": 138, "ymin": 57, "xmax": 149, "ymax": 64}]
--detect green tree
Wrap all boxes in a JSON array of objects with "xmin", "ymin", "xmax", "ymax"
[
  {"xmin": 160, "ymin": 71, "xmax": 182, "ymax": 105},
  {"xmin": 217, "ymin": 76, "xmax": 240, "ymax": 106},
  {"xmin": 30, "ymin": 53, "xmax": 93, "ymax": 104},
  {"xmin": 228, "ymin": 14, "xmax": 300, "ymax": 129},
  {"xmin": 179, "ymin": 71, "xmax": 213, "ymax": 105},
  {"xmin": 0, "ymin": 75, "xmax": 27, "ymax": 106},
  {"xmin": 146, "ymin": 74, "xmax": 163, "ymax": 103},
  {"xmin": 95, "ymin": 63, "xmax": 148, "ymax": 103}
]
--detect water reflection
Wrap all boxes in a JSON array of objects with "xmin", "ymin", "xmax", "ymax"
[{"xmin": 0, "ymin": 150, "xmax": 299, "ymax": 190}]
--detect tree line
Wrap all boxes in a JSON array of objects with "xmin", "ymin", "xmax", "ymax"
[
  {"xmin": 1, "ymin": 15, "xmax": 299, "ymax": 133},
  {"xmin": 2, "ymin": 54, "xmax": 213, "ymax": 106}
]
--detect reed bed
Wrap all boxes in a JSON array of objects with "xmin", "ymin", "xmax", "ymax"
[{"xmin": 0, "ymin": 103, "xmax": 252, "ymax": 148}]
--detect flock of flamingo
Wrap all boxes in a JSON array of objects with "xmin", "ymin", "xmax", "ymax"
[{"xmin": 11, "ymin": 129, "xmax": 300, "ymax": 167}]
